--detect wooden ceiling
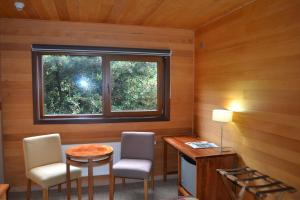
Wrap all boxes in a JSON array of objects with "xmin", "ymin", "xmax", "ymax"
[{"xmin": 0, "ymin": 0, "xmax": 252, "ymax": 29}]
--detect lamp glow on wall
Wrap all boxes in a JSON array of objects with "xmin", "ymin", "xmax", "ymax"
[{"xmin": 212, "ymin": 109, "xmax": 233, "ymax": 153}]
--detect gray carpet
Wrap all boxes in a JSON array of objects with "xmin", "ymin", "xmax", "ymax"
[{"xmin": 9, "ymin": 179, "xmax": 178, "ymax": 200}]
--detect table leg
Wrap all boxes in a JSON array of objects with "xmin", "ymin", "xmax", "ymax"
[
  {"xmin": 88, "ymin": 159, "xmax": 94, "ymax": 200},
  {"xmin": 76, "ymin": 178, "xmax": 82, "ymax": 200},
  {"xmin": 109, "ymin": 157, "xmax": 114, "ymax": 200},
  {"xmin": 66, "ymin": 160, "xmax": 71, "ymax": 200},
  {"xmin": 163, "ymin": 140, "xmax": 168, "ymax": 181}
]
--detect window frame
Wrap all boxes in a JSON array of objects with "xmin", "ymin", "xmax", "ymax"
[{"xmin": 32, "ymin": 44, "xmax": 170, "ymax": 124}]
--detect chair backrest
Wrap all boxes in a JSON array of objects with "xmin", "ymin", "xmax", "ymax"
[
  {"xmin": 121, "ymin": 131, "xmax": 155, "ymax": 161},
  {"xmin": 23, "ymin": 133, "xmax": 63, "ymax": 174}
]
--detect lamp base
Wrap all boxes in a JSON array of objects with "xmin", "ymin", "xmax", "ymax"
[{"xmin": 219, "ymin": 146, "xmax": 232, "ymax": 153}]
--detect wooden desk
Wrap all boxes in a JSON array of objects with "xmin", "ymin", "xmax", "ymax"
[
  {"xmin": 65, "ymin": 144, "xmax": 114, "ymax": 200},
  {"xmin": 163, "ymin": 136, "xmax": 237, "ymax": 200}
]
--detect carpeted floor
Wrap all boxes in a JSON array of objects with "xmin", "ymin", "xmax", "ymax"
[{"xmin": 9, "ymin": 179, "xmax": 178, "ymax": 200}]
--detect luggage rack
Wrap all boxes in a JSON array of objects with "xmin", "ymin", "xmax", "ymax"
[{"xmin": 217, "ymin": 167, "xmax": 296, "ymax": 200}]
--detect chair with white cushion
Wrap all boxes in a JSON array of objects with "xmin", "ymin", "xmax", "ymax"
[
  {"xmin": 111, "ymin": 131, "xmax": 155, "ymax": 200},
  {"xmin": 23, "ymin": 133, "xmax": 82, "ymax": 200}
]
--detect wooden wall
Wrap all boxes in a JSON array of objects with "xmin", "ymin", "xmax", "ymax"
[
  {"xmin": 0, "ymin": 18, "xmax": 194, "ymax": 190},
  {"xmin": 0, "ymin": 110, "xmax": 3, "ymax": 183},
  {"xmin": 194, "ymin": 0, "xmax": 300, "ymax": 199},
  {"xmin": 0, "ymin": 56, "xmax": 3, "ymax": 182},
  {"xmin": 0, "ymin": 40, "xmax": 3, "ymax": 182}
]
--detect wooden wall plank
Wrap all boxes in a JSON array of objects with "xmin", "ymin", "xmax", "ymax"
[
  {"xmin": 0, "ymin": 32, "xmax": 4, "ymax": 182},
  {"xmin": 194, "ymin": 0, "xmax": 300, "ymax": 199},
  {"xmin": 0, "ymin": 18, "xmax": 194, "ymax": 190}
]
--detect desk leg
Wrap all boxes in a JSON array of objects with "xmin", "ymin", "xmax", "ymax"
[
  {"xmin": 163, "ymin": 140, "xmax": 167, "ymax": 181},
  {"xmin": 66, "ymin": 160, "xmax": 71, "ymax": 200},
  {"xmin": 88, "ymin": 159, "xmax": 94, "ymax": 200},
  {"xmin": 177, "ymin": 152, "xmax": 181, "ymax": 196}
]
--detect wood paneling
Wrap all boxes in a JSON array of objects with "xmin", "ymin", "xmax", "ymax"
[
  {"xmin": 0, "ymin": 40, "xmax": 3, "ymax": 182},
  {"xmin": 0, "ymin": 0, "xmax": 252, "ymax": 29},
  {"xmin": 194, "ymin": 0, "xmax": 300, "ymax": 199},
  {"xmin": 0, "ymin": 18, "xmax": 194, "ymax": 190},
  {"xmin": 0, "ymin": 112, "xmax": 3, "ymax": 183}
]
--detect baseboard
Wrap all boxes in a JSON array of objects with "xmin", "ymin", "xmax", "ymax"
[{"xmin": 10, "ymin": 174, "xmax": 178, "ymax": 192}]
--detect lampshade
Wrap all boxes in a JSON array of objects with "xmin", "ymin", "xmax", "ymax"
[{"xmin": 212, "ymin": 109, "xmax": 232, "ymax": 123}]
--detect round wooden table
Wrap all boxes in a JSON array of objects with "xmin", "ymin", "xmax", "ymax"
[{"xmin": 65, "ymin": 144, "xmax": 114, "ymax": 200}]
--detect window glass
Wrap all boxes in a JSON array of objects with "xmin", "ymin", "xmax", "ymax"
[
  {"xmin": 42, "ymin": 55, "xmax": 102, "ymax": 115},
  {"xmin": 110, "ymin": 61, "xmax": 158, "ymax": 112}
]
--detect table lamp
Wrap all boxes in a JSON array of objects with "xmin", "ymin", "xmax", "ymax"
[{"xmin": 212, "ymin": 109, "xmax": 233, "ymax": 152}]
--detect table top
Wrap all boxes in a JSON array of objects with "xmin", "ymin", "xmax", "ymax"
[
  {"xmin": 163, "ymin": 135, "xmax": 236, "ymax": 160},
  {"xmin": 65, "ymin": 144, "xmax": 113, "ymax": 159}
]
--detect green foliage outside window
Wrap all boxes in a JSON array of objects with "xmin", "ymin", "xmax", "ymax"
[
  {"xmin": 43, "ymin": 55, "xmax": 102, "ymax": 115},
  {"xmin": 111, "ymin": 61, "xmax": 158, "ymax": 111},
  {"xmin": 42, "ymin": 56, "xmax": 158, "ymax": 115}
]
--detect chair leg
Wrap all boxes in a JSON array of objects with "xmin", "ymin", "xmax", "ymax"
[
  {"xmin": 66, "ymin": 162, "xmax": 71, "ymax": 200},
  {"xmin": 42, "ymin": 188, "xmax": 48, "ymax": 200},
  {"xmin": 144, "ymin": 179, "xmax": 148, "ymax": 200},
  {"xmin": 57, "ymin": 184, "xmax": 62, "ymax": 192},
  {"xmin": 151, "ymin": 170, "xmax": 155, "ymax": 190},
  {"xmin": 77, "ymin": 178, "xmax": 82, "ymax": 200},
  {"xmin": 122, "ymin": 178, "xmax": 125, "ymax": 186},
  {"xmin": 26, "ymin": 179, "xmax": 31, "ymax": 200}
]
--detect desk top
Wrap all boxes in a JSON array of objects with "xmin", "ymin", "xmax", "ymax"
[
  {"xmin": 163, "ymin": 136, "xmax": 236, "ymax": 160},
  {"xmin": 65, "ymin": 144, "xmax": 113, "ymax": 159}
]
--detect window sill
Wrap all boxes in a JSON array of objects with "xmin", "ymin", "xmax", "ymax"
[{"xmin": 34, "ymin": 115, "xmax": 170, "ymax": 124}]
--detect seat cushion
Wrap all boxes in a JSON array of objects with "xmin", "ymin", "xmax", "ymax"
[
  {"xmin": 28, "ymin": 163, "xmax": 81, "ymax": 188},
  {"xmin": 113, "ymin": 159, "xmax": 152, "ymax": 179}
]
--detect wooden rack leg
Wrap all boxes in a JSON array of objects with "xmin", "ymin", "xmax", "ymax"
[
  {"xmin": 256, "ymin": 197, "xmax": 264, "ymax": 200},
  {"xmin": 237, "ymin": 185, "xmax": 247, "ymax": 200},
  {"xmin": 276, "ymin": 193, "xmax": 285, "ymax": 200},
  {"xmin": 220, "ymin": 175, "xmax": 238, "ymax": 200}
]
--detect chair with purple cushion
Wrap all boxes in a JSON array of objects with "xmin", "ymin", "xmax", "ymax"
[{"xmin": 111, "ymin": 131, "xmax": 155, "ymax": 200}]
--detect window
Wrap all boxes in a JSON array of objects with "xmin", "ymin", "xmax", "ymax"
[{"xmin": 32, "ymin": 45, "xmax": 170, "ymax": 124}]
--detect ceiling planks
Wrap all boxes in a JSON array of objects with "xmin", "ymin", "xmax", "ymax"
[{"xmin": 0, "ymin": 0, "xmax": 253, "ymax": 29}]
